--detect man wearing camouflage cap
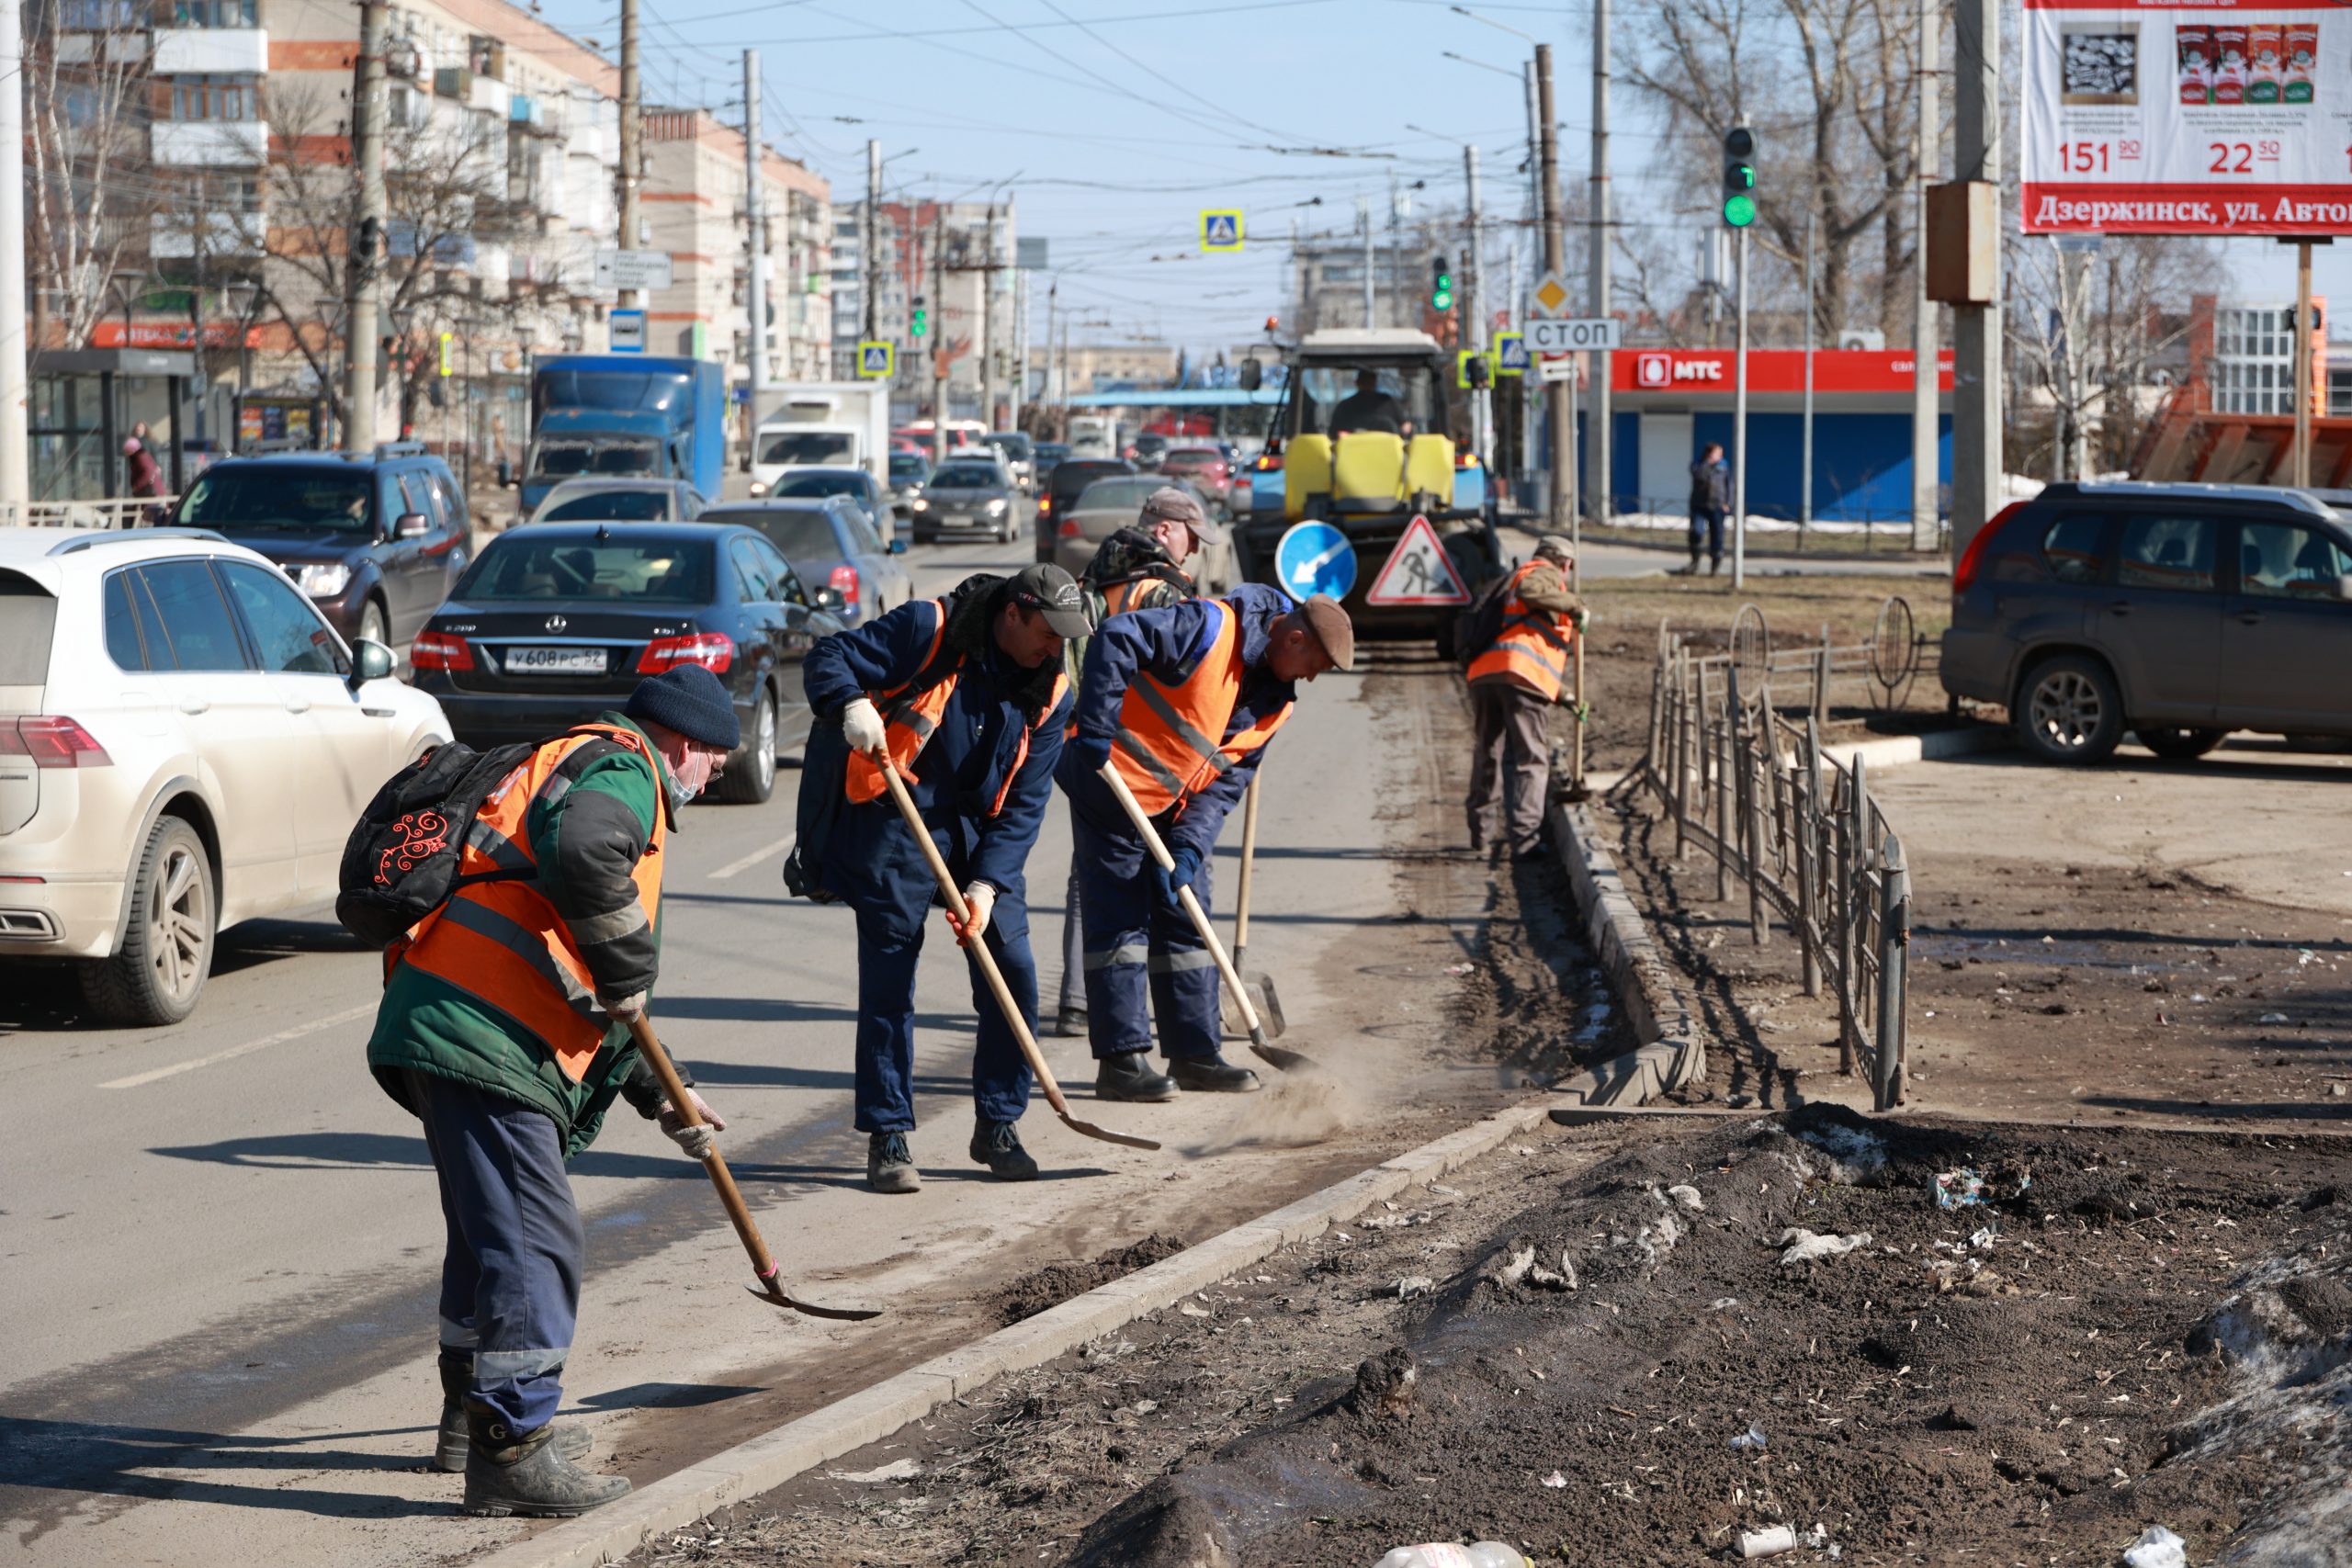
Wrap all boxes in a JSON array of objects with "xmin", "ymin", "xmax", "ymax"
[{"xmin": 1464, "ymin": 535, "xmax": 1586, "ymax": 860}]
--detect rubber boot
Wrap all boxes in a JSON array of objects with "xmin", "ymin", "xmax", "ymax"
[
  {"xmin": 1170, "ymin": 1055, "xmax": 1262, "ymax": 1094},
  {"xmin": 435, "ymin": 1354, "xmax": 588, "ymax": 1472},
  {"xmin": 969, "ymin": 1119, "xmax": 1040, "ymax": 1180},
  {"xmin": 460, "ymin": 1403, "xmax": 630, "ymax": 1518},
  {"xmin": 1054, "ymin": 1006, "xmax": 1089, "ymax": 1039},
  {"xmin": 1096, "ymin": 1050, "xmax": 1179, "ymax": 1103},
  {"xmin": 867, "ymin": 1131, "xmax": 921, "ymax": 1194}
]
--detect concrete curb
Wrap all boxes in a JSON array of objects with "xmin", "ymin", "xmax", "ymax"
[
  {"xmin": 1544, "ymin": 797, "xmax": 1707, "ymax": 1105},
  {"xmin": 1814, "ymin": 723, "xmax": 2011, "ymax": 772},
  {"xmin": 468, "ymin": 1099, "xmax": 1558, "ymax": 1568}
]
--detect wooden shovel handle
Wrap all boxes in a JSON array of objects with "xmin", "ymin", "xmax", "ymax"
[
  {"xmin": 625, "ymin": 1011, "xmax": 778, "ymax": 1281},
  {"xmin": 1096, "ymin": 764, "xmax": 1266, "ymax": 1039},
  {"xmin": 1235, "ymin": 773, "xmax": 1261, "ymax": 953}
]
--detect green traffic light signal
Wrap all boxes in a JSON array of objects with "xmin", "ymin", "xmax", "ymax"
[
  {"xmin": 1430, "ymin": 255, "xmax": 1453, "ymax": 312},
  {"xmin": 910, "ymin": 305, "xmax": 928, "ymax": 339},
  {"xmin": 1723, "ymin": 194, "xmax": 1758, "ymax": 228}
]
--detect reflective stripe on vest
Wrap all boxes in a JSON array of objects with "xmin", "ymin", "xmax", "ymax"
[
  {"xmin": 401, "ymin": 723, "xmax": 665, "ymax": 1082},
  {"xmin": 846, "ymin": 600, "xmax": 950, "ymax": 804},
  {"xmin": 1466, "ymin": 562, "xmax": 1575, "ymax": 702},
  {"xmin": 1110, "ymin": 600, "xmax": 1292, "ymax": 815}
]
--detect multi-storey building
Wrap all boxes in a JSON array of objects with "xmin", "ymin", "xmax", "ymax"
[{"xmin": 830, "ymin": 197, "xmax": 1017, "ymax": 428}]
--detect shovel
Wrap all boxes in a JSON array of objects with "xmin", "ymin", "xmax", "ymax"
[
  {"xmin": 1216, "ymin": 775, "xmax": 1286, "ymax": 1039},
  {"xmin": 1097, "ymin": 763, "xmax": 1320, "ymax": 1075},
  {"xmin": 623, "ymin": 1012, "xmax": 883, "ymax": 1321},
  {"xmin": 876, "ymin": 757, "xmax": 1161, "ymax": 1153}
]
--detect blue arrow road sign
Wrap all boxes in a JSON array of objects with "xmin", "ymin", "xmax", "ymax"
[{"xmin": 1274, "ymin": 521, "xmax": 1357, "ymax": 604}]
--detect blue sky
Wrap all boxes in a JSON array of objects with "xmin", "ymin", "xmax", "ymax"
[{"xmin": 559, "ymin": 0, "xmax": 2349, "ymax": 353}]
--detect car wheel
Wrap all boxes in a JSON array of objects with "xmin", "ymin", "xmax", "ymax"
[
  {"xmin": 359, "ymin": 597, "xmax": 390, "ymax": 649},
  {"xmin": 718, "ymin": 685, "xmax": 777, "ymax": 805},
  {"xmin": 2015, "ymin": 655, "xmax": 2123, "ymax": 765},
  {"xmin": 82, "ymin": 815, "xmax": 215, "ymax": 1025},
  {"xmin": 2136, "ymin": 726, "xmax": 2227, "ymax": 761}
]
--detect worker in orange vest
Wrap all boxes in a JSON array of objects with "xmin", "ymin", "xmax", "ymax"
[{"xmin": 1464, "ymin": 535, "xmax": 1586, "ymax": 859}]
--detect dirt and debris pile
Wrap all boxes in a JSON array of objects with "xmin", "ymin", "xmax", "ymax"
[{"xmin": 994, "ymin": 1234, "xmax": 1189, "ymax": 1325}]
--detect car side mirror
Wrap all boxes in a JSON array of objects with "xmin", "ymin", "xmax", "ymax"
[
  {"xmin": 394, "ymin": 511, "xmax": 430, "ymax": 539},
  {"xmin": 350, "ymin": 637, "xmax": 396, "ymax": 685},
  {"xmin": 2336, "ymin": 573, "xmax": 2352, "ymax": 602},
  {"xmin": 889, "ymin": 535, "xmax": 910, "ymax": 556},
  {"xmin": 1238, "ymin": 357, "xmax": 1262, "ymax": 391}
]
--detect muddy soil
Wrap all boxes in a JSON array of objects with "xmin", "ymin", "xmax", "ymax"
[
  {"xmin": 620, "ymin": 1108, "xmax": 2349, "ymax": 1568},
  {"xmin": 995, "ymin": 1235, "xmax": 1188, "ymax": 1325},
  {"xmin": 1604, "ymin": 794, "xmax": 2352, "ymax": 1130}
]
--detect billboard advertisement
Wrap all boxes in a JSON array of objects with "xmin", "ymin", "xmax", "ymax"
[{"xmin": 2023, "ymin": 0, "xmax": 2352, "ymax": 235}]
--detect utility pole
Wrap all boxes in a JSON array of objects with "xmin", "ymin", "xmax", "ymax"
[
  {"xmin": 931, "ymin": 204, "xmax": 948, "ymax": 464},
  {"xmin": 1464, "ymin": 143, "xmax": 1485, "ymax": 463},
  {"xmin": 742, "ymin": 50, "xmax": 766, "ymax": 425},
  {"xmin": 1732, "ymin": 224, "xmax": 1749, "ymax": 588},
  {"xmin": 1012, "ymin": 265, "xmax": 1028, "ymax": 431},
  {"xmin": 1534, "ymin": 43, "xmax": 1570, "ymax": 534},
  {"xmin": 1588, "ymin": 0, "xmax": 1612, "ymax": 526},
  {"xmin": 616, "ymin": 0, "xmax": 642, "ymax": 317},
  {"xmin": 1802, "ymin": 209, "xmax": 1815, "ymax": 539},
  {"xmin": 1950, "ymin": 0, "xmax": 2002, "ymax": 555},
  {"xmin": 0, "ymin": 0, "xmax": 29, "ymax": 507},
  {"xmin": 1359, "ymin": 196, "xmax": 1375, "ymax": 328},
  {"xmin": 1910, "ymin": 0, "xmax": 1940, "ymax": 550},
  {"xmin": 978, "ymin": 201, "xmax": 996, "ymax": 431},
  {"xmin": 2292, "ymin": 241, "xmax": 2316, "ymax": 486},
  {"xmin": 863, "ymin": 140, "xmax": 881, "ymax": 341},
  {"xmin": 345, "ymin": 0, "xmax": 389, "ymax": 452}
]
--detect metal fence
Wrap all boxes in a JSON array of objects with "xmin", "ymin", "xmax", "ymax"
[
  {"xmin": 1640, "ymin": 624, "xmax": 1910, "ymax": 1110},
  {"xmin": 0, "ymin": 497, "xmax": 177, "ymax": 530}
]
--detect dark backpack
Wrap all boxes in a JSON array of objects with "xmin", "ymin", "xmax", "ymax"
[
  {"xmin": 1450, "ymin": 568, "xmax": 1521, "ymax": 669},
  {"xmin": 335, "ymin": 739, "xmax": 541, "ymax": 947}
]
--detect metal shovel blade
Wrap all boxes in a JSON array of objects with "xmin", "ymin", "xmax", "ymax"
[
  {"xmin": 748, "ymin": 1270, "xmax": 885, "ymax": 1321},
  {"xmin": 1220, "ymin": 971, "xmax": 1285, "ymax": 1040}
]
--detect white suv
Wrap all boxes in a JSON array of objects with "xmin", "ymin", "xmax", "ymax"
[{"xmin": 0, "ymin": 527, "xmax": 451, "ymax": 1024}]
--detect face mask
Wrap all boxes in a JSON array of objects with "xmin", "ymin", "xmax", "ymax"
[{"xmin": 667, "ymin": 746, "xmax": 717, "ymax": 807}]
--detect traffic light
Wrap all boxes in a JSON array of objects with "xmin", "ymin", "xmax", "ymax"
[
  {"xmin": 1430, "ymin": 255, "xmax": 1453, "ymax": 312},
  {"xmin": 1723, "ymin": 127, "xmax": 1758, "ymax": 229},
  {"xmin": 910, "ymin": 297, "xmax": 928, "ymax": 339}
]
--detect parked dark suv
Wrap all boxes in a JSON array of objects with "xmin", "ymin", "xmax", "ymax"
[
  {"xmin": 1942, "ymin": 481, "xmax": 2352, "ymax": 764},
  {"xmin": 167, "ymin": 441, "xmax": 471, "ymax": 649}
]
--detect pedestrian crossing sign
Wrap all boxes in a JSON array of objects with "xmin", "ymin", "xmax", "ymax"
[
  {"xmin": 857, "ymin": 340, "xmax": 894, "ymax": 379},
  {"xmin": 1493, "ymin": 332, "xmax": 1529, "ymax": 375},
  {"xmin": 1364, "ymin": 513, "xmax": 1471, "ymax": 606},
  {"xmin": 1200, "ymin": 210, "xmax": 1244, "ymax": 252}
]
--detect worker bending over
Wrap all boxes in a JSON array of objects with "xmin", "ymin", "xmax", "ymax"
[
  {"xmin": 1465, "ymin": 534, "xmax": 1585, "ymax": 859},
  {"xmin": 799, "ymin": 565, "xmax": 1090, "ymax": 1193},
  {"xmin": 366, "ymin": 666, "xmax": 737, "ymax": 1517},
  {"xmin": 1054, "ymin": 485, "xmax": 1226, "ymax": 1043},
  {"xmin": 1059, "ymin": 588, "xmax": 1353, "ymax": 1098}
]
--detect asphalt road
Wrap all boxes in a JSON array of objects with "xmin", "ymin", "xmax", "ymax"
[{"xmin": 0, "ymin": 511, "xmax": 1529, "ymax": 1564}]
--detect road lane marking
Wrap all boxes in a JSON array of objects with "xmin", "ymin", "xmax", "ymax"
[
  {"xmin": 708, "ymin": 831, "xmax": 795, "ymax": 882},
  {"xmin": 100, "ymin": 1001, "xmax": 379, "ymax": 1089}
]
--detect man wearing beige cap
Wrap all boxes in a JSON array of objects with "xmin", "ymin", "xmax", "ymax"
[
  {"xmin": 1057, "ymin": 587, "xmax": 1351, "ymax": 1097},
  {"xmin": 1464, "ymin": 535, "xmax": 1585, "ymax": 860}
]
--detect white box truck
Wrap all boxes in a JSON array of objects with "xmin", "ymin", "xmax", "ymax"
[{"xmin": 749, "ymin": 382, "xmax": 892, "ymax": 495}]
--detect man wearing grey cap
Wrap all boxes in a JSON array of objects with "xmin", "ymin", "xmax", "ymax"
[
  {"xmin": 797, "ymin": 564, "xmax": 1091, "ymax": 1192},
  {"xmin": 1464, "ymin": 535, "xmax": 1585, "ymax": 860},
  {"xmin": 1057, "ymin": 587, "xmax": 1352, "ymax": 1097},
  {"xmin": 1050, "ymin": 484, "xmax": 1228, "ymax": 1064}
]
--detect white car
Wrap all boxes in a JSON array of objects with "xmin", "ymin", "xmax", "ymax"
[{"xmin": 0, "ymin": 527, "xmax": 451, "ymax": 1023}]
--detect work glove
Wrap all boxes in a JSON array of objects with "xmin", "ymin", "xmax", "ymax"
[
  {"xmin": 1070, "ymin": 733, "xmax": 1114, "ymax": 777},
  {"xmin": 945, "ymin": 881, "xmax": 996, "ymax": 946},
  {"xmin": 1151, "ymin": 845, "xmax": 1204, "ymax": 913},
  {"xmin": 841, "ymin": 696, "xmax": 887, "ymax": 756},
  {"xmin": 600, "ymin": 989, "xmax": 647, "ymax": 1021},
  {"xmin": 656, "ymin": 1088, "xmax": 728, "ymax": 1161}
]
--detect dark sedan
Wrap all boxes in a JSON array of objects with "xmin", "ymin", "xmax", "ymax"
[
  {"xmin": 411, "ymin": 522, "xmax": 842, "ymax": 804},
  {"xmin": 697, "ymin": 496, "xmax": 913, "ymax": 628},
  {"xmin": 757, "ymin": 465, "xmax": 898, "ymax": 541},
  {"xmin": 909, "ymin": 458, "xmax": 1018, "ymax": 543}
]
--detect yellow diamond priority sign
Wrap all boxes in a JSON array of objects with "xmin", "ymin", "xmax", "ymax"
[{"xmin": 1532, "ymin": 273, "xmax": 1571, "ymax": 316}]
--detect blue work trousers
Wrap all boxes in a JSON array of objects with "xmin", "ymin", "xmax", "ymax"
[
  {"xmin": 853, "ymin": 893, "xmax": 1036, "ymax": 1134},
  {"xmin": 410, "ymin": 1070, "xmax": 582, "ymax": 1434},
  {"xmin": 1072, "ymin": 809, "xmax": 1221, "ymax": 1062},
  {"xmin": 1690, "ymin": 507, "xmax": 1726, "ymax": 566}
]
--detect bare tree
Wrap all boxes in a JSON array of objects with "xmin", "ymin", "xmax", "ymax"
[{"xmin": 25, "ymin": 0, "xmax": 164, "ymax": 352}]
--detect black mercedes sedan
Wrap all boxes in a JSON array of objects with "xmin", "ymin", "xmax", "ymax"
[{"xmin": 410, "ymin": 522, "xmax": 842, "ymax": 804}]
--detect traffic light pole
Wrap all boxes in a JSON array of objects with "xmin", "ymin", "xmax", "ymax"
[
  {"xmin": 1731, "ymin": 224, "xmax": 1749, "ymax": 591},
  {"xmin": 1534, "ymin": 43, "xmax": 1571, "ymax": 535}
]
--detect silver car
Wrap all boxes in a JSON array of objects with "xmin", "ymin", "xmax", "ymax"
[
  {"xmin": 1050, "ymin": 474, "xmax": 1232, "ymax": 590},
  {"xmin": 910, "ymin": 458, "xmax": 1018, "ymax": 544},
  {"xmin": 527, "ymin": 477, "xmax": 705, "ymax": 525}
]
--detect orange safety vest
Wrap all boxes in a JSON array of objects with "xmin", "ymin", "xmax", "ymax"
[
  {"xmin": 1111, "ymin": 598, "xmax": 1294, "ymax": 816},
  {"xmin": 1467, "ymin": 562, "xmax": 1576, "ymax": 703},
  {"xmin": 845, "ymin": 599, "xmax": 1068, "ymax": 817},
  {"xmin": 400, "ymin": 724, "xmax": 667, "ymax": 1082}
]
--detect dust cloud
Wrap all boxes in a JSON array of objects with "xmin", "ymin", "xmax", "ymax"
[{"xmin": 1186, "ymin": 1065, "xmax": 1360, "ymax": 1155}]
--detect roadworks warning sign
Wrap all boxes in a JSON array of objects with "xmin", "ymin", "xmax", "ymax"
[{"xmin": 1364, "ymin": 513, "xmax": 1470, "ymax": 606}]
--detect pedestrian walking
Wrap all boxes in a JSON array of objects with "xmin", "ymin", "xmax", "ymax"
[
  {"xmin": 1053, "ymin": 486, "xmax": 1227, "ymax": 1043},
  {"xmin": 124, "ymin": 436, "xmax": 168, "ymax": 524},
  {"xmin": 1688, "ymin": 442, "xmax": 1731, "ymax": 575},
  {"xmin": 363, "ymin": 665, "xmax": 740, "ymax": 1517},
  {"xmin": 1058, "ymin": 588, "xmax": 1352, "ymax": 1099},
  {"xmin": 1464, "ymin": 535, "xmax": 1585, "ymax": 860},
  {"xmin": 796, "ymin": 565, "xmax": 1090, "ymax": 1194}
]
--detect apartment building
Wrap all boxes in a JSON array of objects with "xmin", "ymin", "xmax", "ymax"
[{"xmin": 829, "ymin": 197, "xmax": 1018, "ymax": 427}]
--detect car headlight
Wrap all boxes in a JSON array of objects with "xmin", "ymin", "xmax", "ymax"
[
  {"xmin": 748, "ymin": 480, "xmax": 768, "ymax": 497},
  {"xmin": 985, "ymin": 498, "xmax": 1008, "ymax": 515},
  {"xmin": 911, "ymin": 498, "xmax": 930, "ymax": 511},
  {"xmin": 295, "ymin": 562, "xmax": 352, "ymax": 597}
]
